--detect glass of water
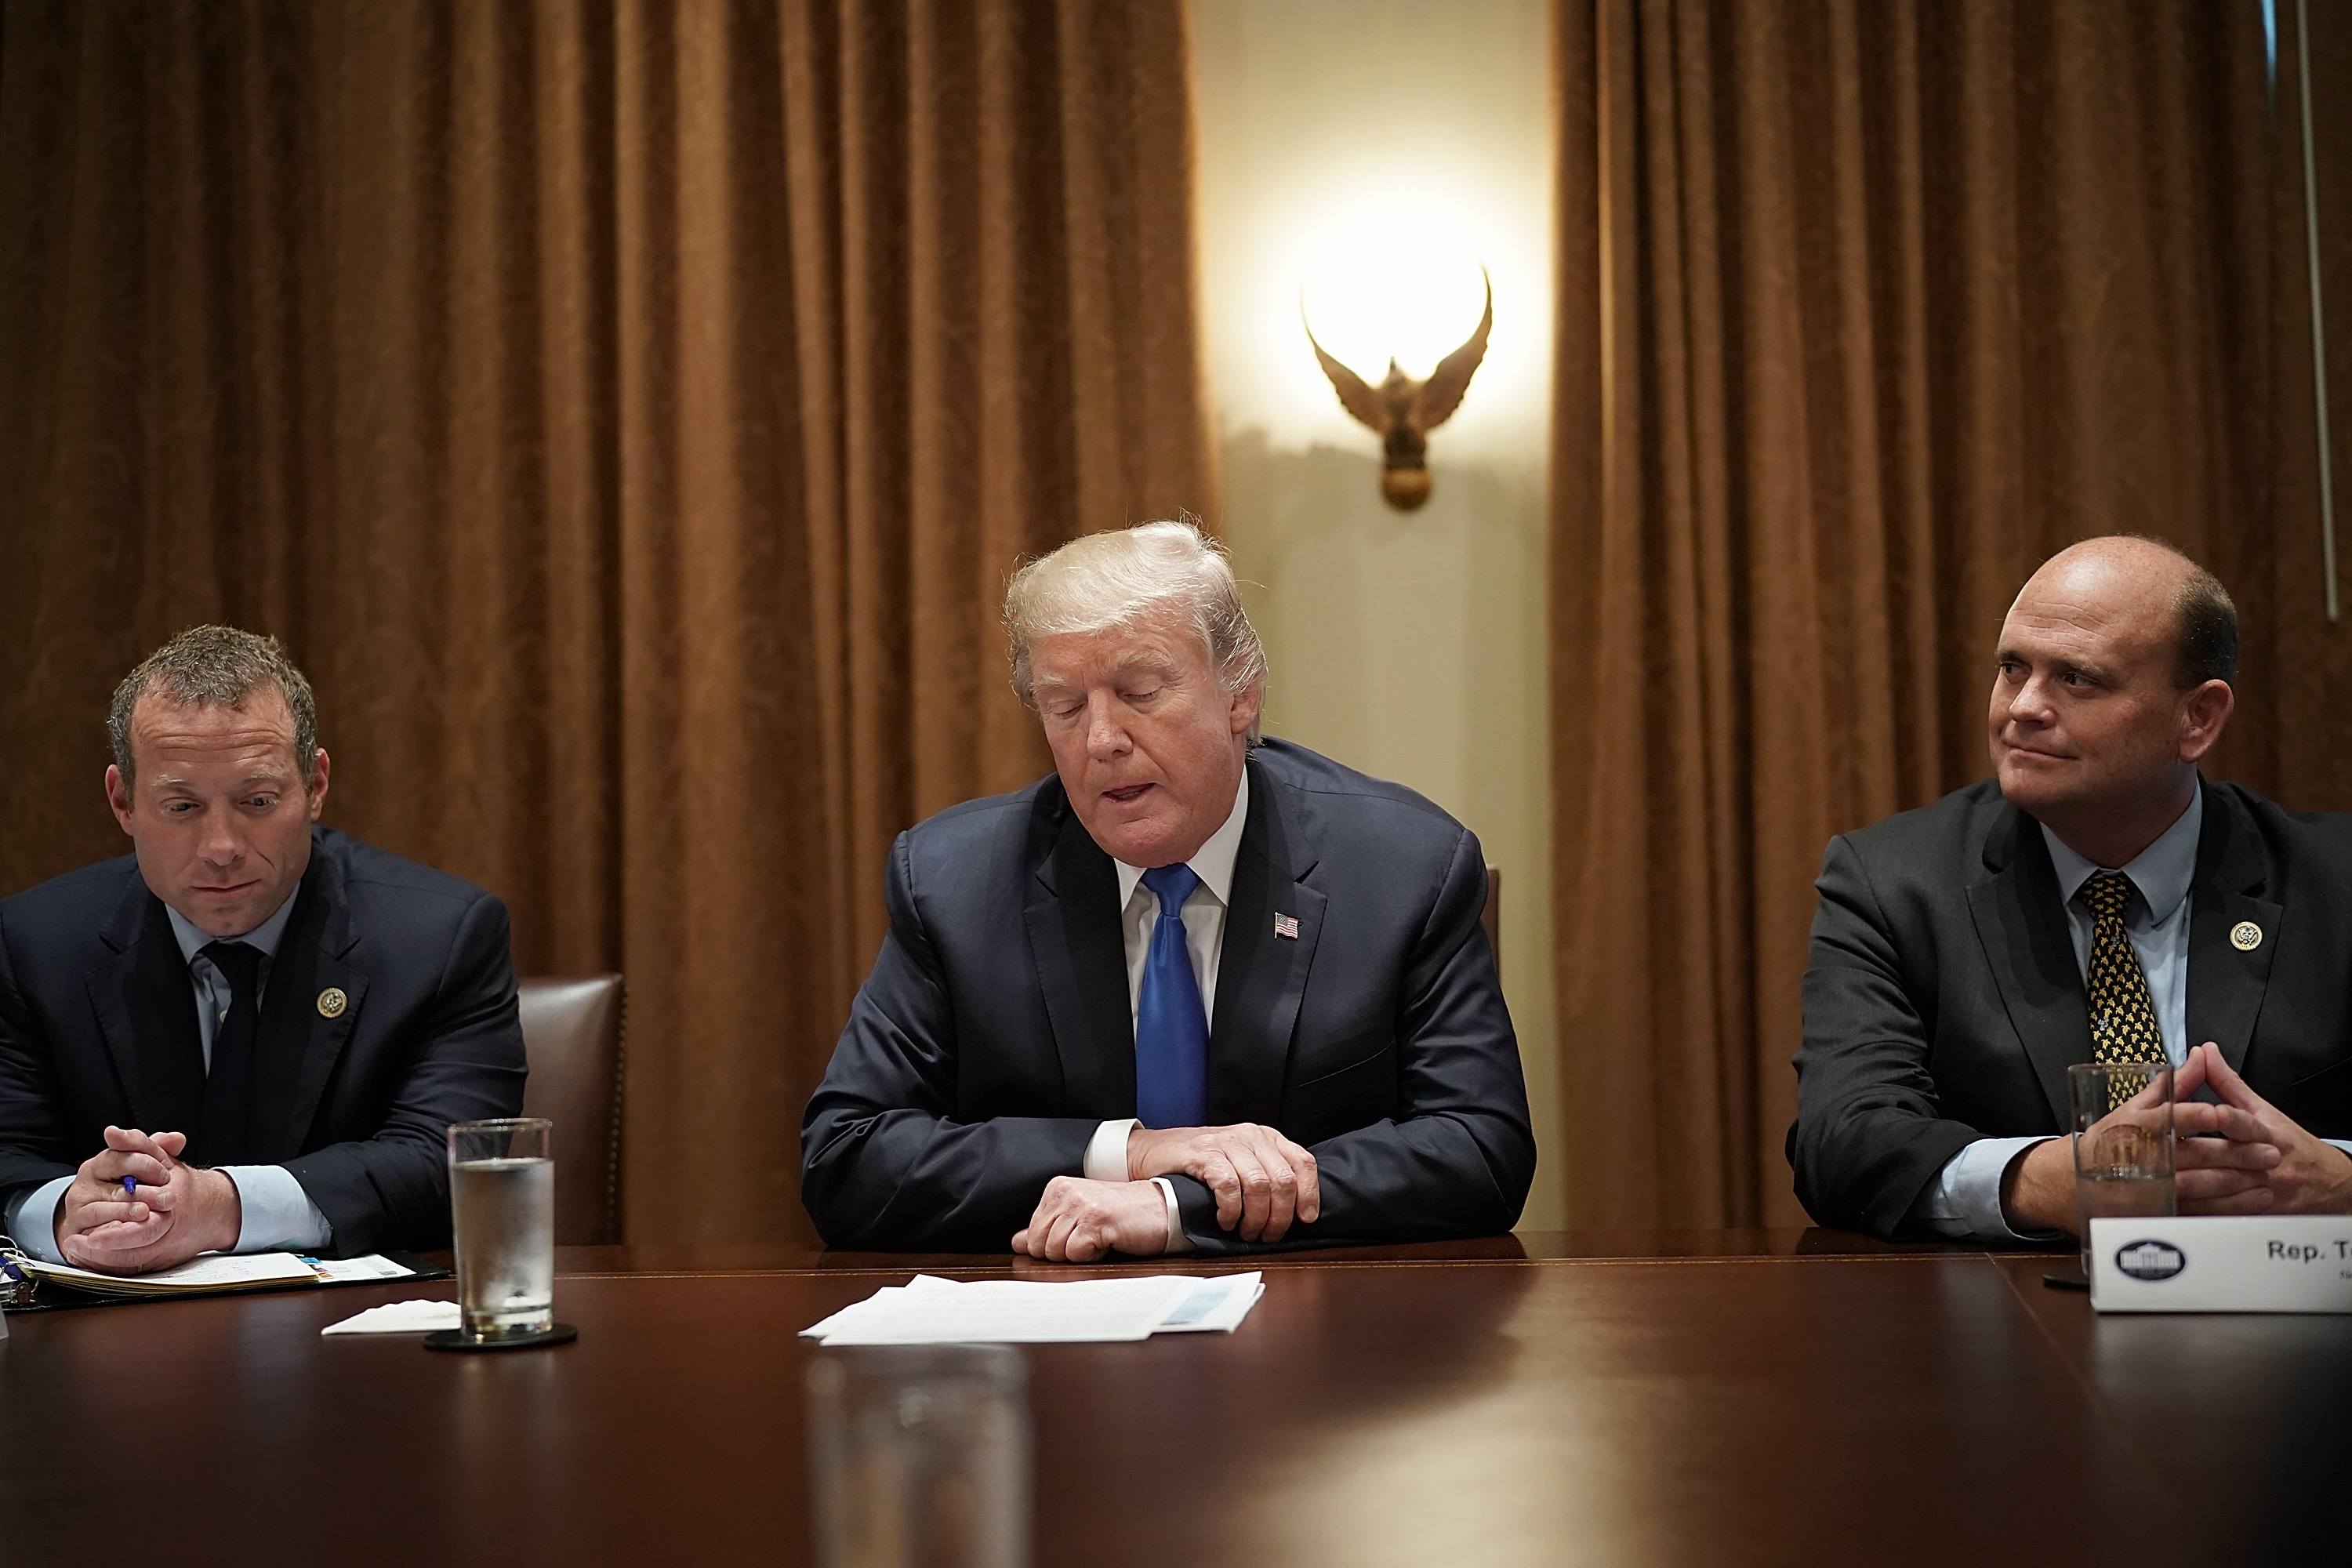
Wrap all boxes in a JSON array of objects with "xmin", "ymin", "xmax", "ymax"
[
  {"xmin": 807, "ymin": 1345, "xmax": 1030, "ymax": 1568},
  {"xmin": 448, "ymin": 1117, "xmax": 555, "ymax": 1341},
  {"xmin": 2068, "ymin": 1062, "xmax": 2176, "ymax": 1274}
]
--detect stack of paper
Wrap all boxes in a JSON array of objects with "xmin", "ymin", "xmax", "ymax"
[{"xmin": 800, "ymin": 1272, "xmax": 1265, "ymax": 1345}]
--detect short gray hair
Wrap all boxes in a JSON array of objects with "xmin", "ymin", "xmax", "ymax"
[
  {"xmin": 1004, "ymin": 521, "xmax": 1269, "ymax": 739},
  {"xmin": 108, "ymin": 626, "xmax": 321, "ymax": 787}
]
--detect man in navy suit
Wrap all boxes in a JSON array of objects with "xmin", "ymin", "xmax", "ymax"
[
  {"xmin": 0, "ymin": 626, "xmax": 526, "ymax": 1272},
  {"xmin": 800, "ymin": 521, "xmax": 1535, "ymax": 1258}
]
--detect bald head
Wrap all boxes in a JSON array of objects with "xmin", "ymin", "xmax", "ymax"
[
  {"xmin": 1988, "ymin": 536, "xmax": 2238, "ymax": 866},
  {"xmin": 2014, "ymin": 537, "xmax": 2238, "ymax": 691}
]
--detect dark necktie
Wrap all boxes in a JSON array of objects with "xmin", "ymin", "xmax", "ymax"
[
  {"xmin": 2080, "ymin": 871, "xmax": 2166, "ymax": 1090},
  {"xmin": 196, "ymin": 939, "xmax": 265, "ymax": 1165},
  {"xmin": 1134, "ymin": 864, "xmax": 1209, "ymax": 1129}
]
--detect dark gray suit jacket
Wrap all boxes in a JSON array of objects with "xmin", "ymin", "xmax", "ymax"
[
  {"xmin": 0, "ymin": 826, "xmax": 528, "ymax": 1254},
  {"xmin": 1790, "ymin": 778, "xmax": 2352, "ymax": 1238},
  {"xmin": 800, "ymin": 739, "xmax": 1536, "ymax": 1254}
]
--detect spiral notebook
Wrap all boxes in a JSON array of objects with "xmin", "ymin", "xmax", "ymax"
[{"xmin": 1, "ymin": 1246, "xmax": 447, "ymax": 1312}]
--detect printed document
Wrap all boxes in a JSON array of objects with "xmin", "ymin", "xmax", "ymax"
[{"xmin": 801, "ymin": 1272, "xmax": 1265, "ymax": 1345}]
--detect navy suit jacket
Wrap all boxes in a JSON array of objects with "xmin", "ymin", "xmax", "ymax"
[
  {"xmin": 1791, "ymin": 779, "xmax": 2352, "ymax": 1237},
  {"xmin": 0, "ymin": 826, "xmax": 528, "ymax": 1254},
  {"xmin": 800, "ymin": 739, "xmax": 1536, "ymax": 1254}
]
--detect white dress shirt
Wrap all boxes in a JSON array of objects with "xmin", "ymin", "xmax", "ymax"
[
  {"xmin": 5, "ymin": 889, "xmax": 335, "ymax": 1265},
  {"xmin": 1076, "ymin": 768, "xmax": 1251, "ymax": 1254},
  {"xmin": 1915, "ymin": 784, "xmax": 2352, "ymax": 1240}
]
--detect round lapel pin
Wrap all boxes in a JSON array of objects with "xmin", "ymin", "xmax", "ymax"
[
  {"xmin": 317, "ymin": 986, "xmax": 349, "ymax": 1018},
  {"xmin": 2229, "ymin": 920, "xmax": 2263, "ymax": 953}
]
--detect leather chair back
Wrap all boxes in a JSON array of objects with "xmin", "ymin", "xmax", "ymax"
[
  {"xmin": 1483, "ymin": 865, "xmax": 1501, "ymax": 984},
  {"xmin": 517, "ymin": 975, "xmax": 626, "ymax": 1246}
]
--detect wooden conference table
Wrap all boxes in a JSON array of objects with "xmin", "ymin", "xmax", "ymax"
[{"xmin": 2, "ymin": 1230, "xmax": 2340, "ymax": 1566}]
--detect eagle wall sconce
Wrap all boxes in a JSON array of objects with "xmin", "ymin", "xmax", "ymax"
[{"xmin": 1303, "ymin": 267, "xmax": 1492, "ymax": 512}]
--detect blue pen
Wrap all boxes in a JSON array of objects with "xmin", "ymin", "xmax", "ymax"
[{"xmin": 122, "ymin": 1175, "xmax": 136, "ymax": 1200}]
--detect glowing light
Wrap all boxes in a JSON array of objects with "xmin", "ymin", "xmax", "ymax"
[{"xmin": 1298, "ymin": 207, "xmax": 1492, "ymax": 385}]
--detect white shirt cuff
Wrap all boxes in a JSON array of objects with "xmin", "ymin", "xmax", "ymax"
[
  {"xmin": 1152, "ymin": 1177, "xmax": 1192, "ymax": 1255},
  {"xmin": 221, "ymin": 1165, "xmax": 334, "ymax": 1254},
  {"xmin": 1917, "ymin": 1135, "xmax": 2060, "ymax": 1242},
  {"xmin": 5, "ymin": 1175, "xmax": 74, "ymax": 1265},
  {"xmin": 1083, "ymin": 1119, "xmax": 1139, "ymax": 1182}
]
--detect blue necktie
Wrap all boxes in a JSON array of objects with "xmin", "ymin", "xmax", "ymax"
[{"xmin": 1135, "ymin": 864, "xmax": 1208, "ymax": 1128}]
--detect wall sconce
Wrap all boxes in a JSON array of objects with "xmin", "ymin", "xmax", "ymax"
[{"xmin": 1299, "ymin": 209, "xmax": 1494, "ymax": 511}]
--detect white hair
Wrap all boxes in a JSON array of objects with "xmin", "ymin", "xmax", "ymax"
[{"xmin": 1004, "ymin": 520, "xmax": 1268, "ymax": 738}]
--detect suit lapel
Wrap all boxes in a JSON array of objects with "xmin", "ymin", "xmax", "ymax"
[
  {"xmin": 1208, "ymin": 756, "xmax": 1324, "ymax": 1124},
  {"xmin": 85, "ymin": 877, "xmax": 206, "ymax": 1134},
  {"xmin": 1966, "ymin": 804, "xmax": 2085, "ymax": 1128},
  {"xmin": 275, "ymin": 843, "xmax": 366, "ymax": 1156},
  {"xmin": 2184, "ymin": 786, "xmax": 2278, "ymax": 1074},
  {"xmin": 1023, "ymin": 793, "xmax": 1137, "ymax": 1117}
]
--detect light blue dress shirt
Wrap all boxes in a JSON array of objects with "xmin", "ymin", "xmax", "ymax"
[
  {"xmin": 5, "ymin": 889, "xmax": 334, "ymax": 1264},
  {"xmin": 1917, "ymin": 782, "xmax": 2352, "ymax": 1240}
]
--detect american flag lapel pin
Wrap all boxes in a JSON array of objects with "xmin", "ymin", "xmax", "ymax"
[{"xmin": 1273, "ymin": 913, "xmax": 1299, "ymax": 940}]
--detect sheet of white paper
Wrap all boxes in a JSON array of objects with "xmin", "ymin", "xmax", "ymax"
[
  {"xmin": 1152, "ymin": 1273, "xmax": 1264, "ymax": 1334},
  {"xmin": 321, "ymin": 1298, "xmax": 463, "ymax": 1335},
  {"xmin": 804, "ymin": 1274, "xmax": 1199, "ymax": 1345},
  {"xmin": 30, "ymin": 1252, "xmax": 321, "ymax": 1289},
  {"xmin": 1233, "ymin": 1283, "xmax": 1267, "ymax": 1327},
  {"xmin": 310, "ymin": 1254, "xmax": 416, "ymax": 1283},
  {"xmin": 797, "ymin": 1286, "xmax": 909, "ymax": 1341},
  {"xmin": 143, "ymin": 1253, "xmax": 324, "ymax": 1286}
]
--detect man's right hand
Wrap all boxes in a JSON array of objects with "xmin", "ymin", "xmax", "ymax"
[
  {"xmin": 54, "ymin": 1125, "xmax": 241, "ymax": 1275},
  {"xmin": 1127, "ymin": 1123, "xmax": 1320, "ymax": 1243},
  {"xmin": 1012, "ymin": 1177, "xmax": 1173, "ymax": 1261},
  {"xmin": 1999, "ymin": 1071, "xmax": 2283, "ymax": 1234},
  {"xmin": 56, "ymin": 1125, "xmax": 187, "ymax": 1267},
  {"xmin": 1999, "ymin": 1137, "xmax": 2078, "ymax": 1234}
]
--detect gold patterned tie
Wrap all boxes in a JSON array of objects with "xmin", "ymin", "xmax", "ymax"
[{"xmin": 2080, "ymin": 871, "xmax": 2166, "ymax": 1100}]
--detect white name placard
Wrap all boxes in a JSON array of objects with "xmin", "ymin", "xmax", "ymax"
[{"xmin": 2088, "ymin": 1215, "xmax": 2352, "ymax": 1312}]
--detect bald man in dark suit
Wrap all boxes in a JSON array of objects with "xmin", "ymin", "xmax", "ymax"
[{"xmin": 1791, "ymin": 539, "xmax": 2352, "ymax": 1241}]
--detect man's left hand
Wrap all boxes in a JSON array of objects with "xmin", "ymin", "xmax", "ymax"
[
  {"xmin": 1127, "ymin": 1123, "xmax": 1319, "ymax": 1242},
  {"xmin": 1011, "ymin": 1177, "xmax": 1171, "ymax": 1262},
  {"xmin": 2175, "ymin": 1041, "xmax": 2352, "ymax": 1215}
]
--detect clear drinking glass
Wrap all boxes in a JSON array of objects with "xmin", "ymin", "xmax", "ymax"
[
  {"xmin": 448, "ymin": 1116, "xmax": 555, "ymax": 1341},
  {"xmin": 2068, "ymin": 1062, "xmax": 2176, "ymax": 1276},
  {"xmin": 807, "ymin": 1345, "xmax": 1030, "ymax": 1568}
]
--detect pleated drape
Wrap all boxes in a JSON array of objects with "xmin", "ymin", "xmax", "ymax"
[
  {"xmin": 1548, "ymin": 0, "xmax": 2344, "ymax": 1228},
  {"xmin": 0, "ymin": 0, "xmax": 1214, "ymax": 1243},
  {"xmin": 2269, "ymin": 0, "xmax": 2352, "ymax": 811}
]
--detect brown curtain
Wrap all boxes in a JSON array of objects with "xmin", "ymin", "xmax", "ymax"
[
  {"xmin": 1548, "ymin": 0, "xmax": 2351, "ymax": 1228},
  {"xmin": 0, "ymin": 0, "xmax": 1214, "ymax": 1243},
  {"xmin": 2270, "ymin": 0, "xmax": 2352, "ymax": 812}
]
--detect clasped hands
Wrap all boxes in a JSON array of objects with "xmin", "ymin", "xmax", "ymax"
[
  {"xmin": 52, "ymin": 1125, "xmax": 242, "ymax": 1275},
  {"xmin": 1011, "ymin": 1123, "xmax": 1319, "ymax": 1263},
  {"xmin": 2003, "ymin": 1042, "xmax": 2352, "ymax": 1233}
]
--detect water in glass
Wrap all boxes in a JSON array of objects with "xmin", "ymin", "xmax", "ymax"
[
  {"xmin": 2074, "ymin": 1167, "xmax": 2176, "ymax": 1224},
  {"xmin": 452, "ymin": 1155, "xmax": 554, "ymax": 1338}
]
